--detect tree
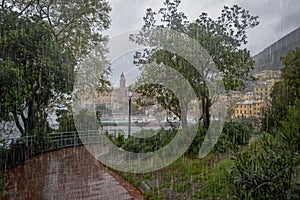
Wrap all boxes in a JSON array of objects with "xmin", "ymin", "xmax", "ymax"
[
  {"xmin": 262, "ymin": 47, "xmax": 300, "ymax": 132},
  {"xmin": 0, "ymin": 0, "xmax": 111, "ymax": 135},
  {"xmin": 0, "ymin": 0, "xmax": 111, "ymax": 58},
  {"xmin": 0, "ymin": 10, "xmax": 75, "ymax": 135},
  {"xmin": 232, "ymin": 48, "xmax": 300, "ymax": 199},
  {"xmin": 130, "ymin": 0, "xmax": 259, "ymax": 128}
]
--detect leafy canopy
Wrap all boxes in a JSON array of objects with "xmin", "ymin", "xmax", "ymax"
[
  {"xmin": 130, "ymin": 0, "xmax": 259, "ymax": 127},
  {"xmin": 0, "ymin": 10, "xmax": 75, "ymax": 135}
]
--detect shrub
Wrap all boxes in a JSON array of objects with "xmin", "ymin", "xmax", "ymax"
[
  {"xmin": 214, "ymin": 121, "xmax": 253, "ymax": 153},
  {"xmin": 121, "ymin": 129, "xmax": 177, "ymax": 153}
]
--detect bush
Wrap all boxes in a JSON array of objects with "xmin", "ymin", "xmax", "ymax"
[
  {"xmin": 229, "ymin": 101, "xmax": 300, "ymax": 199},
  {"xmin": 121, "ymin": 129, "xmax": 177, "ymax": 153},
  {"xmin": 229, "ymin": 133, "xmax": 300, "ymax": 199},
  {"xmin": 187, "ymin": 123, "xmax": 207, "ymax": 157},
  {"xmin": 188, "ymin": 121, "xmax": 253, "ymax": 156},
  {"xmin": 214, "ymin": 121, "xmax": 253, "ymax": 153}
]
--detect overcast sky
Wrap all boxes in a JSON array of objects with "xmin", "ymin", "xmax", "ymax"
[
  {"xmin": 105, "ymin": 0, "xmax": 300, "ymax": 86},
  {"xmin": 106, "ymin": 0, "xmax": 300, "ymax": 55}
]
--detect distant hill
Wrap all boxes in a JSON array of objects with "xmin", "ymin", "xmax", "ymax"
[{"xmin": 252, "ymin": 27, "xmax": 300, "ymax": 74}]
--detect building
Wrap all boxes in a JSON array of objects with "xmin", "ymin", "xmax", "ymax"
[
  {"xmin": 231, "ymin": 70, "xmax": 281, "ymax": 121},
  {"xmin": 94, "ymin": 73, "xmax": 128, "ymax": 115},
  {"xmin": 234, "ymin": 100, "xmax": 253, "ymax": 119}
]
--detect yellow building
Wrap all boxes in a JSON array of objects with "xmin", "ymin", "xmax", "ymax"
[
  {"xmin": 95, "ymin": 73, "xmax": 128, "ymax": 112},
  {"xmin": 95, "ymin": 88, "xmax": 114, "ymax": 105},
  {"xmin": 252, "ymin": 100, "xmax": 268, "ymax": 119},
  {"xmin": 234, "ymin": 100, "xmax": 253, "ymax": 119},
  {"xmin": 233, "ymin": 99, "xmax": 268, "ymax": 120},
  {"xmin": 254, "ymin": 83, "xmax": 269, "ymax": 100},
  {"xmin": 254, "ymin": 70, "xmax": 281, "ymax": 81}
]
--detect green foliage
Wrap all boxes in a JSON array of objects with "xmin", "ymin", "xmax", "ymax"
[
  {"xmin": 279, "ymin": 100, "xmax": 300, "ymax": 152},
  {"xmin": 120, "ymin": 129, "xmax": 177, "ymax": 153},
  {"xmin": 230, "ymin": 105, "xmax": 300, "ymax": 200},
  {"xmin": 230, "ymin": 135, "xmax": 299, "ymax": 199},
  {"xmin": 130, "ymin": 0, "xmax": 259, "ymax": 128},
  {"xmin": 231, "ymin": 48, "xmax": 300, "ymax": 200},
  {"xmin": 214, "ymin": 121, "xmax": 253, "ymax": 153},
  {"xmin": 144, "ymin": 191, "xmax": 166, "ymax": 200},
  {"xmin": 0, "ymin": 0, "xmax": 111, "ymax": 58},
  {"xmin": 107, "ymin": 133, "xmax": 125, "ymax": 148},
  {"xmin": 119, "ymin": 172, "xmax": 141, "ymax": 188},
  {"xmin": 262, "ymin": 47, "xmax": 300, "ymax": 132},
  {"xmin": 0, "ymin": 9, "xmax": 75, "ymax": 135},
  {"xmin": 0, "ymin": 0, "xmax": 111, "ymax": 136},
  {"xmin": 56, "ymin": 110, "xmax": 77, "ymax": 132},
  {"xmin": 0, "ymin": 152, "xmax": 4, "ymax": 195},
  {"xmin": 188, "ymin": 121, "xmax": 252, "ymax": 156},
  {"xmin": 173, "ymin": 182, "xmax": 191, "ymax": 192},
  {"xmin": 187, "ymin": 123, "xmax": 207, "ymax": 157},
  {"xmin": 197, "ymin": 157, "xmax": 233, "ymax": 199}
]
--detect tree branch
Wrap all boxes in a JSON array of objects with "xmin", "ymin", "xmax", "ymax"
[
  {"xmin": 13, "ymin": 112, "xmax": 24, "ymax": 136},
  {"xmin": 19, "ymin": 0, "xmax": 34, "ymax": 15}
]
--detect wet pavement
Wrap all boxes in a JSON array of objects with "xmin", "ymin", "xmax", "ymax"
[{"xmin": 2, "ymin": 146, "xmax": 144, "ymax": 200}]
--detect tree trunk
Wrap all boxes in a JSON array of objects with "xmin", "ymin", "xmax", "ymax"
[
  {"xmin": 202, "ymin": 96, "xmax": 210, "ymax": 129},
  {"xmin": 25, "ymin": 99, "xmax": 38, "ymax": 135},
  {"xmin": 13, "ymin": 113, "xmax": 24, "ymax": 135}
]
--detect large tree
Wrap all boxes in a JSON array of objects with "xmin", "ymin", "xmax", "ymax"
[
  {"xmin": 0, "ymin": 0, "xmax": 111, "ymax": 135},
  {"xmin": 0, "ymin": 0, "xmax": 111, "ymax": 58},
  {"xmin": 130, "ymin": 0, "xmax": 259, "ymax": 128},
  {"xmin": 0, "ymin": 10, "xmax": 76, "ymax": 135}
]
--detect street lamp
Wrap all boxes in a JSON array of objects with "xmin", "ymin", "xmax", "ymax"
[{"xmin": 128, "ymin": 91, "xmax": 133, "ymax": 137}]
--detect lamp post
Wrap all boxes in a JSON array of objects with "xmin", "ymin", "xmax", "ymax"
[{"xmin": 128, "ymin": 91, "xmax": 132, "ymax": 137}]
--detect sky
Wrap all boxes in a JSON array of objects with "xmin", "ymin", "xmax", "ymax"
[{"xmin": 104, "ymin": 0, "xmax": 300, "ymax": 86}]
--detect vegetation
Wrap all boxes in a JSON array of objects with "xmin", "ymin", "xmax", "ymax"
[
  {"xmin": 0, "ymin": 0, "xmax": 111, "ymax": 136},
  {"xmin": 230, "ymin": 48, "xmax": 300, "ymax": 199},
  {"xmin": 108, "ymin": 121, "xmax": 252, "ymax": 156},
  {"xmin": 0, "ymin": 10, "xmax": 74, "ymax": 135},
  {"xmin": 118, "ymin": 2, "xmax": 298, "ymax": 198},
  {"xmin": 112, "ymin": 48, "xmax": 299, "ymax": 200},
  {"xmin": 0, "ymin": 0, "xmax": 111, "ymax": 58},
  {"xmin": 0, "ymin": 1, "xmax": 111, "ymax": 193},
  {"xmin": 130, "ymin": 0, "xmax": 259, "ymax": 128},
  {"xmin": 262, "ymin": 47, "xmax": 300, "ymax": 132},
  {"xmin": 0, "ymin": 1, "xmax": 298, "ymax": 199}
]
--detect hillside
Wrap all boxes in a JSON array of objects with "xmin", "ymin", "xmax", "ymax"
[{"xmin": 252, "ymin": 27, "xmax": 300, "ymax": 73}]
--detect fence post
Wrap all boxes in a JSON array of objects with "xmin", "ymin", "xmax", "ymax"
[
  {"xmin": 73, "ymin": 131, "xmax": 76, "ymax": 147},
  {"xmin": 60, "ymin": 132, "xmax": 63, "ymax": 148}
]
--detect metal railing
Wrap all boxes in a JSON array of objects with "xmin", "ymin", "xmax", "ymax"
[{"xmin": 0, "ymin": 130, "xmax": 105, "ymax": 169}]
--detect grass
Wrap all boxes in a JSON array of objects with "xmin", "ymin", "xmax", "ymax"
[
  {"xmin": 116, "ymin": 151, "xmax": 233, "ymax": 199},
  {"xmin": 173, "ymin": 182, "xmax": 191, "ymax": 192},
  {"xmin": 197, "ymin": 157, "xmax": 234, "ymax": 199}
]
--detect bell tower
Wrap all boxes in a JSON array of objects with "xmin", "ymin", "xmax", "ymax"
[{"xmin": 120, "ymin": 72, "xmax": 126, "ymax": 97}]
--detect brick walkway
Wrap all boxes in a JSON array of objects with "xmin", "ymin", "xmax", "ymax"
[{"xmin": 2, "ymin": 146, "xmax": 144, "ymax": 200}]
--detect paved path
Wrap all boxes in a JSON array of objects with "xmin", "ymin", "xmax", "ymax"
[{"xmin": 2, "ymin": 146, "xmax": 143, "ymax": 200}]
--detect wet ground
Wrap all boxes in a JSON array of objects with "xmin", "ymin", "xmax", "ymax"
[{"xmin": 2, "ymin": 146, "xmax": 144, "ymax": 200}]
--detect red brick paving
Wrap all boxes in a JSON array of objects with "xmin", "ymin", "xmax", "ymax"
[{"xmin": 2, "ymin": 146, "xmax": 144, "ymax": 200}]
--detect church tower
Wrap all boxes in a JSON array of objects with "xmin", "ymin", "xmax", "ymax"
[{"xmin": 120, "ymin": 72, "xmax": 126, "ymax": 97}]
